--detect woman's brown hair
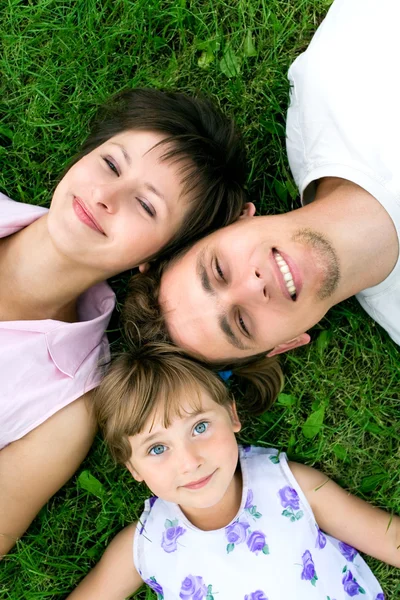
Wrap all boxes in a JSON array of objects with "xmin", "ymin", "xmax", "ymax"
[
  {"xmin": 94, "ymin": 342, "xmax": 283, "ymax": 465},
  {"xmin": 68, "ymin": 88, "xmax": 248, "ymax": 260}
]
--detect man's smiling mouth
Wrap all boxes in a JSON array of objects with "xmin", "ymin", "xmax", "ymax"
[{"xmin": 273, "ymin": 250, "xmax": 297, "ymax": 300}]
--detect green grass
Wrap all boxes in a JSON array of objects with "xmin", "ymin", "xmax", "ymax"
[{"xmin": 1, "ymin": 0, "xmax": 399, "ymax": 598}]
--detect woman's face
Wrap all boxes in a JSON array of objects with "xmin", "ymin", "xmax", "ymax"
[{"xmin": 48, "ymin": 130, "xmax": 190, "ymax": 276}]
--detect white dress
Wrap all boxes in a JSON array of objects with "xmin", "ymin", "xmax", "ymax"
[{"xmin": 134, "ymin": 446, "xmax": 384, "ymax": 599}]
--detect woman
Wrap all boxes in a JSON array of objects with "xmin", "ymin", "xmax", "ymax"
[{"xmin": 0, "ymin": 88, "xmax": 250, "ymax": 555}]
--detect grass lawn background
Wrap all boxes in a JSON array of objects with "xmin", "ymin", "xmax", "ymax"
[{"xmin": 0, "ymin": 0, "xmax": 399, "ymax": 597}]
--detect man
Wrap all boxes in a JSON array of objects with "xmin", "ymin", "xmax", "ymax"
[{"xmin": 124, "ymin": 0, "xmax": 400, "ymax": 362}]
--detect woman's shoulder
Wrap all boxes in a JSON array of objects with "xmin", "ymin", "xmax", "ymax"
[{"xmin": 0, "ymin": 193, "xmax": 48, "ymax": 238}]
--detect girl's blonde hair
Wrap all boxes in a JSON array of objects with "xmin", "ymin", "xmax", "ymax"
[{"xmin": 94, "ymin": 343, "xmax": 283, "ymax": 464}]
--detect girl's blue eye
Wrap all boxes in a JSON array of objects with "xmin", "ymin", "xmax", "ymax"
[
  {"xmin": 194, "ymin": 421, "xmax": 208, "ymax": 436},
  {"xmin": 104, "ymin": 157, "xmax": 119, "ymax": 176},
  {"xmin": 149, "ymin": 444, "xmax": 166, "ymax": 456}
]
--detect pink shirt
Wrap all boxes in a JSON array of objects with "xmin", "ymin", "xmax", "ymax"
[{"xmin": 0, "ymin": 193, "xmax": 115, "ymax": 449}]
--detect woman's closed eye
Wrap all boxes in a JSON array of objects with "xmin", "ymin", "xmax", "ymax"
[
  {"xmin": 103, "ymin": 156, "xmax": 120, "ymax": 176},
  {"xmin": 137, "ymin": 198, "xmax": 155, "ymax": 218},
  {"xmin": 149, "ymin": 444, "xmax": 167, "ymax": 456},
  {"xmin": 193, "ymin": 421, "xmax": 209, "ymax": 436}
]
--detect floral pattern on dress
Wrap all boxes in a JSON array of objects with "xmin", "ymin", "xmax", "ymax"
[
  {"xmin": 161, "ymin": 518, "xmax": 186, "ymax": 553},
  {"xmin": 301, "ymin": 550, "xmax": 318, "ymax": 586},
  {"xmin": 375, "ymin": 595, "xmax": 385, "ymax": 600},
  {"xmin": 244, "ymin": 591, "xmax": 269, "ymax": 600},
  {"xmin": 315, "ymin": 525, "xmax": 327, "ymax": 549},
  {"xmin": 244, "ymin": 489, "xmax": 262, "ymax": 520},
  {"xmin": 342, "ymin": 568, "xmax": 366, "ymax": 596},
  {"xmin": 145, "ymin": 576, "xmax": 164, "ymax": 599},
  {"xmin": 225, "ymin": 518, "xmax": 269, "ymax": 555},
  {"xmin": 338, "ymin": 541, "xmax": 358, "ymax": 562},
  {"xmin": 179, "ymin": 575, "xmax": 214, "ymax": 600},
  {"xmin": 278, "ymin": 486, "xmax": 304, "ymax": 522}
]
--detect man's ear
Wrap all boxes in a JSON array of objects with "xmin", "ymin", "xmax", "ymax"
[
  {"xmin": 126, "ymin": 460, "xmax": 144, "ymax": 482},
  {"xmin": 239, "ymin": 202, "xmax": 256, "ymax": 219},
  {"xmin": 266, "ymin": 333, "xmax": 311, "ymax": 358},
  {"xmin": 138, "ymin": 262, "xmax": 151, "ymax": 274},
  {"xmin": 229, "ymin": 401, "xmax": 242, "ymax": 433}
]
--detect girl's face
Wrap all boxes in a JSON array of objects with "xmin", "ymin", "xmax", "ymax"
[
  {"xmin": 127, "ymin": 390, "xmax": 241, "ymax": 515},
  {"xmin": 47, "ymin": 130, "xmax": 191, "ymax": 276}
]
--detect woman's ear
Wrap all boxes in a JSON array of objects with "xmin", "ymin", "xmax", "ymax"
[
  {"xmin": 126, "ymin": 460, "xmax": 144, "ymax": 482},
  {"xmin": 239, "ymin": 202, "xmax": 256, "ymax": 219}
]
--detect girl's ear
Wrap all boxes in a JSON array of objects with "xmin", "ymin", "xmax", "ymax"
[
  {"xmin": 229, "ymin": 401, "xmax": 242, "ymax": 433},
  {"xmin": 126, "ymin": 460, "xmax": 144, "ymax": 482}
]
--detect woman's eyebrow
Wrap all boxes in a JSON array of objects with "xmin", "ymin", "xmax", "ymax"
[{"xmin": 110, "ymin": 141, "xmax": 131, "ymax": 165}]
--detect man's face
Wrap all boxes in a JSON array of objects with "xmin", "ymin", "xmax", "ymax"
[{"xmin": 159, "ymin": 214, "xmax": 340, "ymax": 360}]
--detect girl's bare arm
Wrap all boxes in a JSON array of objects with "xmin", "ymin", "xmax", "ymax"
[{"xmin": 290, "ymin": 461, "xmax": 400, "ymax": 568}]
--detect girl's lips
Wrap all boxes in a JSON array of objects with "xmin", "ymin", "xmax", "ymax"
[
  {"xmin": 73, "ymin": 197, "xmax": 105, "ymax": 234},
  {"xmin": 182, "ymin": 471, "xmax": 215, "ymax": 490}
]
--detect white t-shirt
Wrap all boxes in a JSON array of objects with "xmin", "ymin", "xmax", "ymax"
[{"xmin": 286, "ymin": 0, "xmax": 400, "ymax": 346}]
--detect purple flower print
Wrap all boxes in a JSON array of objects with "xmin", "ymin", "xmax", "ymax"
[
  {"xmin": 225, "ymin": 519, "xmax": 250, "ymax": 545},
  {"xmin": 179, "ymin": 575, "xmax": 208, "ymax": 600},
  {"xmin": 145, "ymin": 576, "xmax": 164, "ymax": 599},
  {"xmin": 376, "ymin": 594, "xmax": 385, "ymax": 600},
  {"xmin": 301, "ymin": 550, "xmax": 318, "ymax": 586},
  {"xmin": 342, "ymin": 570, "xmax": 365, "ymax": 596},
  {"xmin": 149, "ymin": 495, "xmax": 158, "ymax": 508},
  {"xmin": 245, "ymin": 489, "xmax": 254, "ymax": 509},
  {"xmin": 247, "ymin": 530, "xmax": 268, "ymax": 555},
  {"xmin": 339, "ymin": 541, "xmax": 358, "ymax": 562},
  {"xmin": 315, "ymin": 525, "xmax": 327, "ymax": 549},
  {"xmin": 244, "ymin": 591, "xmax": 268, "ymax": 600},
  {"xmin": 279, "ymin": 486, "xmax": 300, "ymax": 510},
  {"xmin": 242, "ymin": 444, "xmax": 252, "ymax": 454},
  {"xmin": 161, "ymin": 521, "xmax": 186, "ymax": 553}
]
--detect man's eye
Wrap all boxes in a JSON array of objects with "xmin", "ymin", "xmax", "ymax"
[
  {"xmin": 215, "ymin": 258, "xmax": 225, "ymax": 281},
  {"xmin": 103, "ymin": 157, "xmax": 119, "ymax": 176},
  {"xmin": 149, "ymin": 444, "xmax": 166, "ymax": 456},
  {"xmin": 193, "ymin": 421, "xmax": 209, "ymax": 436},
  {"xmin": 238, "ymin": 313, "xmax": 250, "ymax": 337},
  {"xmin": 137, "ymin": 199, "xmax": 155, "ymax": 217}
]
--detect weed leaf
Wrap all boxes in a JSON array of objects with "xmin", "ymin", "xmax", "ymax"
[
  {"xmin": 219, "ymin": 47, "xmax": 240, "ymax": 77},
  {"xmin": 302, "ymin": 407, "xmax": 325, "ymax": 439},
  {"xmin": 244, "ymin": 30, "xmax": 257, "ymax": 57},
  {"xmin": 77, "ymin": 470, "xmax": 105, "ymax": 499}
]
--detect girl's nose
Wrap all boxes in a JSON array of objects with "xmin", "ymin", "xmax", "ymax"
[{"xmin": 178, "ymin": 444, "xmax": 203, "ymax": 475}]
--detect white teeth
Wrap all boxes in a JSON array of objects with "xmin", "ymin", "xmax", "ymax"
[{"xmin": 274, "ymin": 251, "xmax": 297, "ymax": 298}]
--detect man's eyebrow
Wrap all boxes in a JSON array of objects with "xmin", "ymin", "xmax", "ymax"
[
  {"xmin": 219, "ymin": 314, "xmax": 251, "ymax": 351},
  {"xmin": 197, "ymin": 250, "xmax": 215, "ymax": 296}
]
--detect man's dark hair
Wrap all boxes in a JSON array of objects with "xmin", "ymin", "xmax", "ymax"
[
  {"xmin": 122, "ymin": 265, "xmax": 283, "ymax": 415},
  {"xmin": 71, "ymin": 88, "xmax": 248, "ymax": 258}
]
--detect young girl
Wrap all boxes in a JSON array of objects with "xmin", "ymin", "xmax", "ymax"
[
  {"xmin": 0, "ymin": 87, "xmax": 250, "ymax": 555},
  {"xmin": 68, "ymin": 343, "xmax": 397, "ymax": 600}
]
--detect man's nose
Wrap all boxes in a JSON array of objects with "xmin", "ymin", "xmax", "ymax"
[{"xmin": 231, "ymin": 268, "xmax": 269, "ymax": 304}]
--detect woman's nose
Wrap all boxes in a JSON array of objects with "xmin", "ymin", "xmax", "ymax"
[{"xmin": 92, "ymin": 182, "xmax": 121, "ymax": 212}]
